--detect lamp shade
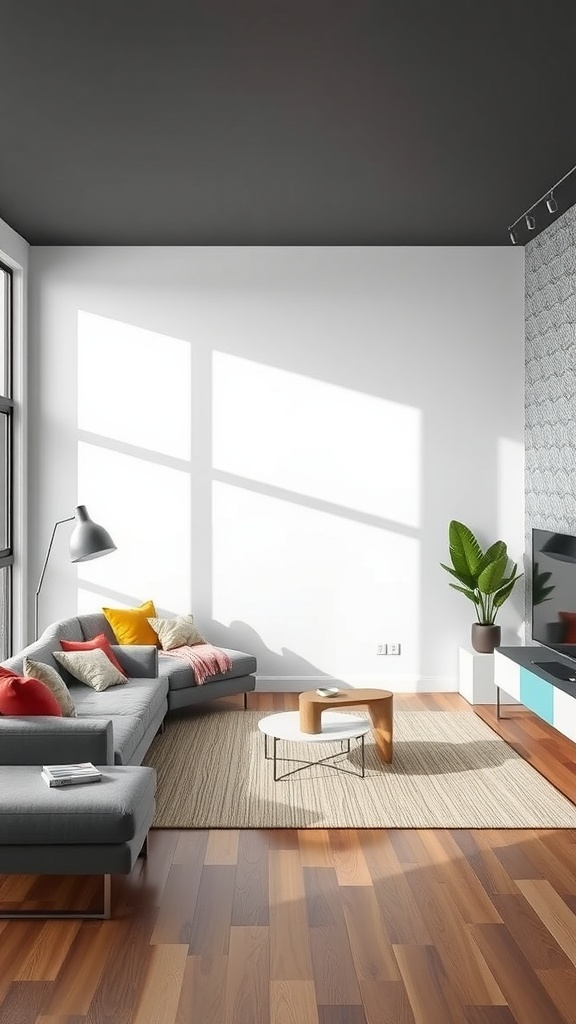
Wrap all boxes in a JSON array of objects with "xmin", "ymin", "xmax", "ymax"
[{"xmin": 69, "ymin": 505, "xmax": 116, "ymax": 563}]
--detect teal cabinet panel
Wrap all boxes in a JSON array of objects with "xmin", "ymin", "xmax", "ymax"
[{"xmin": 520, "ymin": 668, "xmax": 554, "ymax": 724}]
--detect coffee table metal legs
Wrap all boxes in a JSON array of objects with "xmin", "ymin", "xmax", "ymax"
[{"xmin": 264, "ymin": 733, "xmax": 365, "ymax": 781}]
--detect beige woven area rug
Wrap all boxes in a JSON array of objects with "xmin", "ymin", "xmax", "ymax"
[{"xmin": 143, "ymin": 708, "xmax": 576, "ymax": 829}]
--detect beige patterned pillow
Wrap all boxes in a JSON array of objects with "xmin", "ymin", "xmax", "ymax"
[
  {"xmin": 53, "ymin": 648, "xmax": 127, "ymax": 692},
  {"xmin": 147, "ymin": 614, "xmax": 206, "ymax": 651},
  {"xmin": 23, "ymin": 657, "xmax": 77, "ymax": 717}
]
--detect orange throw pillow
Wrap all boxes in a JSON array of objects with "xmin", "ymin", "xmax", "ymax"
[
  {"xmin": 60, "ymin": 633, "xmax": 127, "ymax": 676},
  {"xmin": 0, "ymin": 667, "xmax": 63, "ymax": 716},
  {"xmin": 102, "ymin": 599, "xmax": 158, "ymax": 646},
  {"xmin": 558, "ymin": 611, "xmax": 576, "ymax": 643}
]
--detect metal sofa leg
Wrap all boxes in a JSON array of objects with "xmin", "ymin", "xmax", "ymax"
[
  {"xmin": 243, "ymin": 692, "xmax": 248, "ymax": 710},
  {"xmin": 0, "ymin": 873, "xmax": 112, "ymax": 920},
  {"xmin": 103, "ymin": 873, "xmax": 112, "ymax": 918}
]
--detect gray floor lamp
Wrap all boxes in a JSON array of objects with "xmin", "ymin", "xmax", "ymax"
[{"xmin": 35, "ymin": 505, "xmax": 116, "ymax": 639}]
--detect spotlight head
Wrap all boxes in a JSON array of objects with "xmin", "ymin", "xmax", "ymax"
[
  {"xmin": 546, "ymin": 192, "xmax": 558, "ymax": 213},
  {"xmin": 509, "ymin": 228, "xmax": 518, "ymax": 244},
  {"xmin": 525, "ymin": 213, "xmax": 536, "ymax": 230}
]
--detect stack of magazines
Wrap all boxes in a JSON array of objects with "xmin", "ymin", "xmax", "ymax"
[{"xmin": 41, "ymin": 762, "xmax": 102, "ymax": 787}]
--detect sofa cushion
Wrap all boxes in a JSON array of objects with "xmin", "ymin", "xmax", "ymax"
[
  {"xmin": 70, "ymin": 676, "xmax": 168, "ymax": 736},
  {"xmin": 106, "ymin": 715, "xmax": 146, "ymax": 765},
  {"xmin": 0, "ymin": 765, "xmax": 155, "ymax": 844},
  {"xmin": 109, "ymin": 645, "xmax": 157, "ymax": 680},
  {"xmin": 158, "ymin": 647, "xmax": 257, "ymax": 692}
]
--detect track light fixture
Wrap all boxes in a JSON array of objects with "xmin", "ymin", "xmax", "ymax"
[
  {"xmin": 546, "ymin": 191, "xmax": 558, "ymax": 213},
  {"xmin": 507, "ymin": 160, "xmax": 576, "ymax": 243}
]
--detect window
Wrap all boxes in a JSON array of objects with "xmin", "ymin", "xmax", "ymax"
[{"xmin": 0, "ymin": 261, "xmax": 13, "ymax": 659}]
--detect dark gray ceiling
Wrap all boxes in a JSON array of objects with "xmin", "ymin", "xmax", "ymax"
[{"xmin": 0, "ymin": 0, "xmax": 574, "ymax": 245}]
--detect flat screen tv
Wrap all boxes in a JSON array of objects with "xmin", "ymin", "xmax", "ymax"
[{"xmin": 532, "ymin": 528, "xmax": 576, "ymax": 662}]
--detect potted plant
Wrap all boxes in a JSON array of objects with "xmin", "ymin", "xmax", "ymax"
[{"xmin": 441, "ymin": 520, "xmax": 523, "ymax": 653}]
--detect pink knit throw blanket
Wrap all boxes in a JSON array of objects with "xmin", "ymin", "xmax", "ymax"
[{"xmin": 161, "ymin": 644, "xmax": 232, "ymax": 685}]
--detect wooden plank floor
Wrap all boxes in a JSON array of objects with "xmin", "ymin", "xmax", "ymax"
[{"xmin": 1, "ymin": 692, "xmax": 576, "ymax": 1024}]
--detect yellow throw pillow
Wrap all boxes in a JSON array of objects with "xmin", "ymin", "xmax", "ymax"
[{"xmin": 102, "ymin": 599, "xmax": 158, "ymax": 646}]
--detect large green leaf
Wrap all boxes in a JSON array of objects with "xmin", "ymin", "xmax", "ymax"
[
  {"xmin": 496, "ymin": 563, "xmax": 519, "ymax": 590},
  {"xmin": 477, "ymin": 554, "xmax": 508, "ymax": 594},
  {"xmin": 477, "ymin": 541, "xmax": 507, "ymax": 575},
  {"xmin": 448, "ymin": 521, "xmax": 483, "ymax": 579},
  {"xmin": 449, "ymin": 583, "xmax": 480, "ymax": 605},
  {"xmin": 440, "ymin": 562, "xmax": 477, "ymax": 589},
  {"xmin": 493, "ymin": 575, "xmax": 522, "ymax": 609}
]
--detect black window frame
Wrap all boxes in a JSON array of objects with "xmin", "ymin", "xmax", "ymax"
[{"xmin": 0, "ymin": 258, "xmax": 13, "ymax": 658}]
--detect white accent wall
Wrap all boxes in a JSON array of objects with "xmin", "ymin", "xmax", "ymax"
[
  {"xmin": 0, "ymin": 216, "xmax": 28, "ymax": 652},
  {"xmin": 28, "ymin": 246, "xmax": 524, "ymax": 690}
]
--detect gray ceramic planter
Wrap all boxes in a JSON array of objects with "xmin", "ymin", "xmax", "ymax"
[{"xmin": 471, "ymin": 623, "xmax": 501, "ymax": 654}]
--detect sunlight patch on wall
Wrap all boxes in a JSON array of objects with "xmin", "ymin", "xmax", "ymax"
[
  {"xmin": 212, "ymin": 481, "xmax": 420, "ymax": 683},
  {"xmin": 77, "ymin": 441, "xmax": 191, "ymax": 613},
  {"xmin": 77, "ymin": 588, "xmax": 132, "ymax": 614},
  {"xmin": 212, "ymin": 352, "xmax": 421, "ymax": 527},
  {"xmin": 78, "ymin": 311, "xmax": 191, "ymax": 459}
]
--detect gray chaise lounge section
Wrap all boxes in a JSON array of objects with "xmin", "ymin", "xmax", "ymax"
[
  {"xmin": 0, "ymin": 611, "xmax": 257, "ymax": 916},
  {"xmin": 0, "ymin": 764, "xmax": 155, "ymax": 918}
]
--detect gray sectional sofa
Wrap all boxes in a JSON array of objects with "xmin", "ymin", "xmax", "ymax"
[
  {"xmin": 0, "ymin": 611, "xmax": 257, "ymax": 765},
  {"xmin": 0, "ymin": 612, "xmax": 257, "ymax": 917}
]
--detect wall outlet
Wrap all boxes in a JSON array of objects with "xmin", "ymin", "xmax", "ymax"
[
  {"xmin": 388, "ymin": 642, "xmax": 401, "ymax": 655},
  {"xmin": 377, "ymin": 643, "xmax": 388, "ymax": 655}
]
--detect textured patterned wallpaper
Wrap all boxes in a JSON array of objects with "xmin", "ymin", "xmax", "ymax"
[
  {"xmin": 525, "ymin": 206, "xmax": 576, "ymax": 627},
  {"xmin": 525, "ymin": 208, "xmax": 576, "ymax": 533}
]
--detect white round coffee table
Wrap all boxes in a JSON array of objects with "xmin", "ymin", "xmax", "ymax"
[{"xmin": 258, "ymin": 711, "xmax": 370, "ymax": 781}]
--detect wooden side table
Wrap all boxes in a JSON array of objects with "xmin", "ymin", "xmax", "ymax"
[{"xmin": 299, "ymin": 688, "xmax": 393, "ymax": 763}]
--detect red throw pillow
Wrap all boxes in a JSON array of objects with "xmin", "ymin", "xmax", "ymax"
[
  {"xmin": 558, "ymin": 612, "xmax": 576, "ymax": 643},
  {"xmin": 60, "ymin": 633, "xmax": 127, "ymax": 676},
  {"xmin": 0, "ymin": 669, "xmax": 63, "ymax": 716}
]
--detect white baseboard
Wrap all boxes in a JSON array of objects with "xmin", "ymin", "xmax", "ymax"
[{"xmin": 255, "ymin": 675, "xmax": 458, "ymax": 693}]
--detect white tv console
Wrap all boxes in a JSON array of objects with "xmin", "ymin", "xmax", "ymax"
[{"xmin": 494, "ymin": 646, "xmax": 576, "ymax": 744}]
